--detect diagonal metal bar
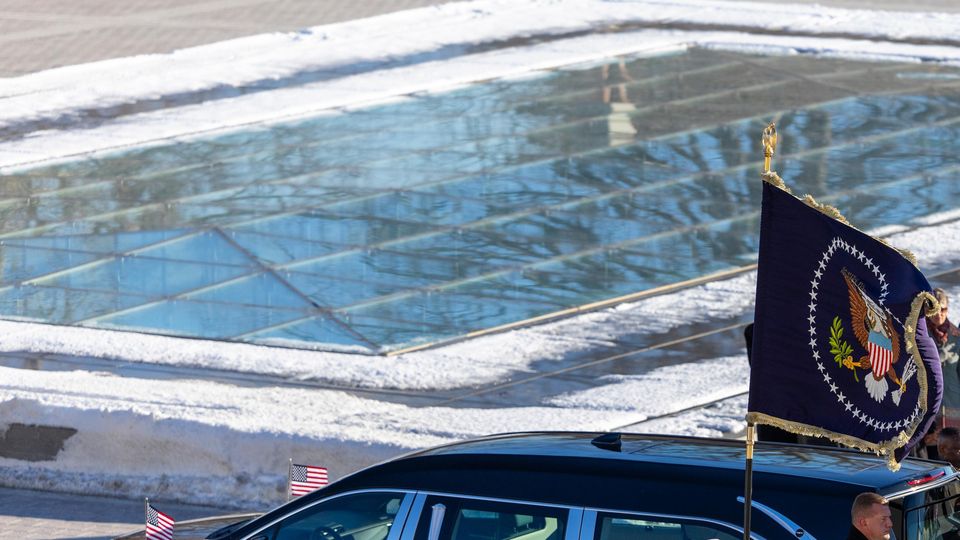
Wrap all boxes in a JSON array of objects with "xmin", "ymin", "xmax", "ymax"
[{"xmin": 209, "ymin": 226, "xmax": 379, "ymax": 348}]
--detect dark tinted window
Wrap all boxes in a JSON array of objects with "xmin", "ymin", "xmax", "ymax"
[
  {"xmin": 413, "ymin": 497, "xmax": 566, "ymax": 540},
  {"xmin": 262, "ymin": 491, "xmax": 404, "ymax": 540},
  {"xmin": 594, "ymin": 513, "xmax": 739, "ymax": 540},
  {"xmin": 903, "ymin": 479, "xmax": 960, "ymax": 540}
]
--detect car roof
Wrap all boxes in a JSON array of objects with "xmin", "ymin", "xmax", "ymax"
[{"xmin": 401, "ymin": 431, "xmax": 940, "ymax": 490}]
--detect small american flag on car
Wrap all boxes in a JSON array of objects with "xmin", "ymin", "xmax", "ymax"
[
  {"xmin": 145, "ymin": 501, "xmax": 175, "ymax": 540},
  {"xmin": 289, "ymin": 463, "xmax": 329, "ymax": 498}
]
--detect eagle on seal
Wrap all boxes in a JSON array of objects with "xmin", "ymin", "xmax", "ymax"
[{"xmin": 841, "ymin": 268, "xmax": 905, "ymax": 403}]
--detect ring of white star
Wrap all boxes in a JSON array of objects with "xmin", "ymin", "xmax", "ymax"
[{"xmin": 808, "ymin": 237, "xmax": 921, "ymax": 433}]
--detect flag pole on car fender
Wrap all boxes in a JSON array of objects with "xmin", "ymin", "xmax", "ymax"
[
  {"xmin": 743, "ymin": 422, "xmax": 755, "ymax": 540},
  {"xmin": 287, "ymin": 458, "xmax": 293, "ymax": 502},
  {"xmin": 743, "ymin": 123, "xmax": 776, "ymax": 540}
]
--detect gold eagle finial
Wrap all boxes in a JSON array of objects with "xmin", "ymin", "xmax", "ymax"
[
  {"xmin": 762, "ymin": 122, "xmax": 777, "ymax": 174},
  {"xmin": 760, "ymin": 122, "xmax": 787, "ymax": 189}
]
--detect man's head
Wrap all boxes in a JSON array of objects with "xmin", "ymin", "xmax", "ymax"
[
  {"xmin": 939, "ymin": 427, "xmax": 960, "ymax": 468},
  {"xmin": 851, "ymin": 492, "xmax": 892, "ymax": 540},
  {"xmin": 932, "ymin": 288, "xmax": 950, "ymax": 326}
]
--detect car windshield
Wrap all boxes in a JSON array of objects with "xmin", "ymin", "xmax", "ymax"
[{"xmin": 902, "ymin": 478, "xmax": 960, "ymax": 540}]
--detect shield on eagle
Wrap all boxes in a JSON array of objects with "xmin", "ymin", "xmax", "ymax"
[
  {"xmin": 842, "ymin": 267, "xmax": 904, "ymax": 403},
  {"xmin": 868, "ymin": 332, "xmax": 893, "ymax": 380}
]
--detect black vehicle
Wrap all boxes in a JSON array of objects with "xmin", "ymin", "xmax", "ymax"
[{"xmin": 116, "ymin": 431, "xmax": 960, "ymax": 540}]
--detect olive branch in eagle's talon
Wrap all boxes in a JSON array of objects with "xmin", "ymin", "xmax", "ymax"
[{"xmin": 830, "ymin": 316, "xmax": 858, "ymax": 382}]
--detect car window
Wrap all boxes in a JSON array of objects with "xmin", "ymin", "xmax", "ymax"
[
  {"xmin": 413, "ymin": 496, "xmax": 567, "ymax": 540},
  {"xmin": 260, "ymin": 491, "xmax": 405, "ymax": 540},
  {"xmin": 594, "ymin": 514, "xmax": 740, "ymax": 540},
  {"xmin": 903, "ymin": 479, "xmax": 960, "ymax": 540}
]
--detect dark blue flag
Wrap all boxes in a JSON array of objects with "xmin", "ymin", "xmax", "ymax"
[{"xmin": 746, "ymin": 179, "xmax": 943, "ymax": 470}]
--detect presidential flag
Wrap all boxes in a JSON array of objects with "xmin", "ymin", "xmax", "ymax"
[
  {"xmin": 746, "ymin": 178, "xmax": 943, "ymax": 470},
  {"xmin": 145, "ymin": 502, "xmax": 175, "ymax": 540},
  {"xmin": 289, "ymin": 463, "xmax": 328, "ymax": 497}
]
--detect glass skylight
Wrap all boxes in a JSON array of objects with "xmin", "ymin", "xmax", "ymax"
[{"xmin": 1, "ymin": 48, "xmax": 959, "ymax": 353}]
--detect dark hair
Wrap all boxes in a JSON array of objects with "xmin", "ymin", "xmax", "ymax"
[{"xmin": 941, "ymin": 426, "xmax": 960, "ymax": 442}]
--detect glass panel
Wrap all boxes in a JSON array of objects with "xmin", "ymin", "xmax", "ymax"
[
  {"xmin": 285, "ymin": 250, "xmax": 474, "ymax": 299},
  {"xmin": 226, "ymin": 230, "xmax": 344, "ymax": 265},
  {"xmin": 903, "ymin": 480, "xmax": 960, "ymax": 540},
  {"xmin": 132, "ymin": 231, "xmax": 256, "ymax": 266},
  {"xmin": 32, "ymin": 256, "xmax": 251, "ymax": 296},
  {"xmin": 424, "ymin": 162, "xmax": 608, "ymax": 210},
  {"xmin": 281, "ymin": 269, "xmax": 397, "ymax": 309},
  {"xmin": 184, "ymin": 272, "xmax": 313, "ymax": 309},
  {"xmin": 232, "ymin": 211, "xmax": 439, "ymax": 246},
  {"xmin": 93, "ymin": 299, "xmax": 306, "ymax": 339},
  {"xmin": 0, "ymin": 229, "xmax": 189, "ymax": 253},
  {"xmin": 344, "ymin": 290, "xmax": 557, "ymax": 340},
  {"xmin": 412, "ymin": 496, "xmax": 566, "ymax": 540},
  {"xmin": 243, "ymin": 315, "xmax": 375, "ymax": 353},
  {"xmin": 449, "ymin": 268, "xmax": 598, "ymax": 309},
  {"xmin": 329, "ymin": 191, "xmax": 490, "ymax": 227},
  {"xmin": 780, "ymin": 127, "xmax": 960, "ymax": 199},
  {"xmin": 0, "ymin": 245, "xmax": 102, "ymax": 284},
  {"xmin": 0, "ymin": 285, "xmax": 149, "ymax": 323},
  {"xmin": 342, "ymin": 166, "xmax": 455, "ymax": 191},
  {"xmin": 414, "ymin": 497, "xmax": 568, "ymax": 540},
  {"xmin": 594, "ymin": 514, "xmax": 739, "ymax": 540},
  {"xmin": 395, "ymin": 230, "xmax": 556, "ymax": 269},
  {"xmin": 333, "ymin": 313, "xmax": 448, "ymax": 352},
  {"xmin": 269, "ymin": 491, "xmax": 405, "ymax": 540}
]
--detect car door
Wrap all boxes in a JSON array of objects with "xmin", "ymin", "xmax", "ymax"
[{"xmin": 399, "ymin": 493, "xmax": 582, "ymax": 540}]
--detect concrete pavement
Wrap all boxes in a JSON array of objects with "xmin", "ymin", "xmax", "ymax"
[
  {"xmin": 0, "ymin": 486, "xmax": 242, "ymax": 540},
  {"xmin": 723, "ymin": 0, "xmax": 960, "ymax": 11},
  {"xmin": 0, "ymin": 0, "xmax": 443, "ymax": 77}
]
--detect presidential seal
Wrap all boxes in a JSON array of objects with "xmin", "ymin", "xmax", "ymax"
[{"xmin": 808, "ymin": 236, "xmax": 921, "ymax": 433}]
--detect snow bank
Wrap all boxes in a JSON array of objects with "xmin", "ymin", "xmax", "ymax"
[{"xmin": 0, "ymin": 354, "xmax": 743, "ymax": 507}]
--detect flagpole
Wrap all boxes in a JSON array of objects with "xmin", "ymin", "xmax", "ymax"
[
  {"xmin": 287, "ymin": 458, "xmax": 293, "ymax": 502},
  {"xmin": 144, "ymin": 497, "xmax": 149, "ymax": 529},
  {"xmin": 743, "ymin": 423, "xmax": 755, "ymax": 540},
  {"xmin": 743, "ymin": 123, "xmax": 774, "ymax": 540}
]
